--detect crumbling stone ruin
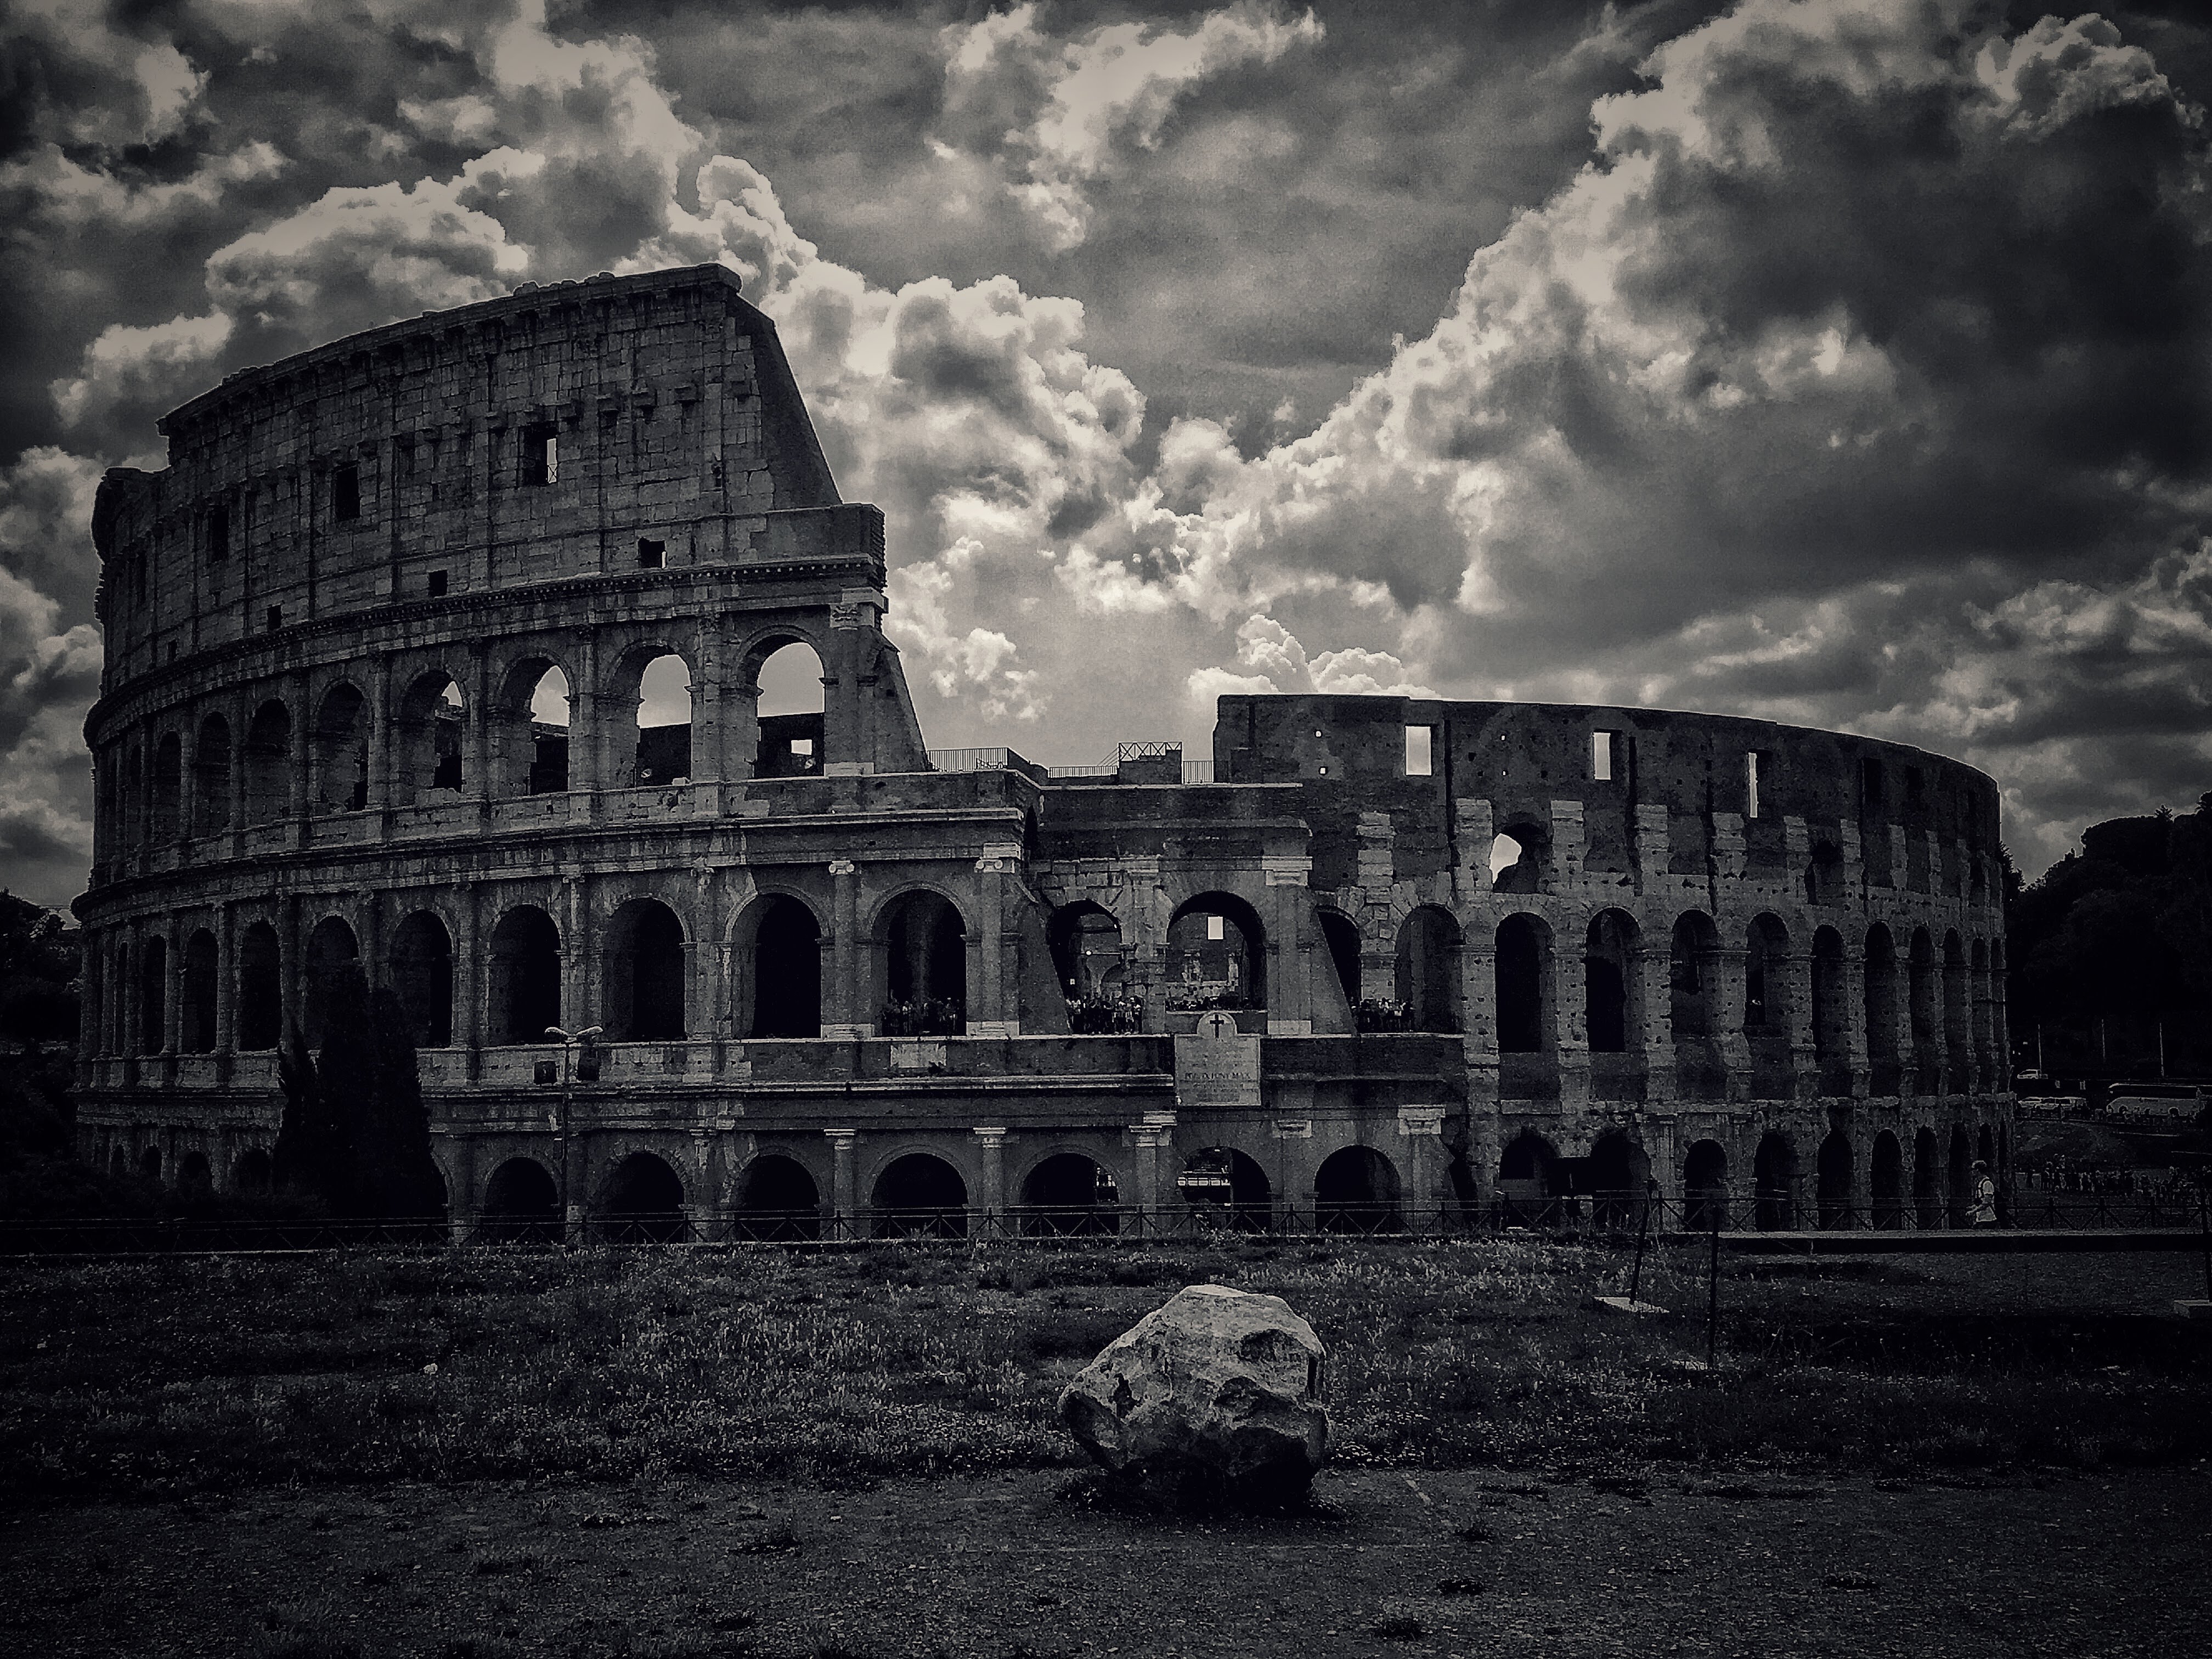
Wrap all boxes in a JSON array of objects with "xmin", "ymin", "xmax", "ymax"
[{"xmin": 75, "ymin": 264, "xmax": 2012, "ymax": 1235}]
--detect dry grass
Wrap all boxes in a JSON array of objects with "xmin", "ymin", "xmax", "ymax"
[{"xmin": 1, "ymin": 1238, "xmax": 2205, "ymax": 1500}]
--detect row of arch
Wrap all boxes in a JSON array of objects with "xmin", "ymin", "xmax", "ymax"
[
  {"xmin": 91, "ymin": 885, "xmax": 2005, "ymax": 1082},
  {"xmin": 98, "ymin": 638, "xmax": 828, "ymax": 853},
  {"xmin": 94, "ymin": 888, "xmax": 969, "ymax": 1053}
]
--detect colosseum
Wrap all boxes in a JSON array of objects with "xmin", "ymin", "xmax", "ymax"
[{"xmin": 72, "ymin": 262, "xmax": 2012, "ymax": 1239}]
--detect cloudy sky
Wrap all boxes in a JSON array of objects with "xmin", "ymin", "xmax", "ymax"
[{"xmin": 4, "ymin": 0, "xmax": 2211, "ymax": 910}]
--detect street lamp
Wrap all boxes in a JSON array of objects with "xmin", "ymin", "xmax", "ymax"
[{"xmin": 546, "ymin": 1024, "xmax": 601, "ymax": 1241}]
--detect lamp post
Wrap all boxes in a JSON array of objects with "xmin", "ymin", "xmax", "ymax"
[{"xmin": 546, "ymin": 1024, "xmax": 601, "ymax": 1242}]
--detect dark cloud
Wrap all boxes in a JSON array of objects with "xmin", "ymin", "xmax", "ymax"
[{"xmin": 3, "ymin": 0, "xmax": 2212, "ymax": 906}]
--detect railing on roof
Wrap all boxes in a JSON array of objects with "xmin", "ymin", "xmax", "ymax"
[{"xmin": 929, "ymin": 744, "xmax": 1217, "ymax": 785}]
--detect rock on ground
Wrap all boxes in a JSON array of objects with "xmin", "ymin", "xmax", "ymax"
[{"xmin": 1058, "ymin": 1283, "xmax": 1329, "ymax": 1505}]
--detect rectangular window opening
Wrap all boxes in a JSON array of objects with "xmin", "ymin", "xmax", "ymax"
[
  {"xmin": 791, "ymin": 737, "xmax": 814, "ymax": 756},
  {"xmin": 1404, "ymin": 724, "xmax": 1432, "ymax": 777},
  {"xmin": 1745, "ymin": 749, "xmax": 1763, "ymax": 819},
  {"xmin": 1592, "ymin": 730, "xmax": 1615, "ymax": 782},
  {"xmin": 522, "ymin": 426, "xmax": 558, "ymax": 487},
  {"xmin": 266, "ymin": 605, "xmax": 283, "ymax": 632},
  {"xmin": 333, "ymin": 464, "xmax": 360, "ymax": 522},
  {"xmin": 1207, "ymin": 915, "xmax": 1224, "ymax": 941},
  {"xmin": 427, "ymin": 569, "xmax": 448, "ymax": 598},
  {"xmin": 637, "ymin": 537, "xmax": 665, "ymax": 568},
  {"xmin": 207, "ymin": 506, "xmax": 229, "ymax": 563}
]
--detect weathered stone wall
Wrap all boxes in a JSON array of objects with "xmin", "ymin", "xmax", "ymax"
[{"xmin": 75, "ymin": 268, "xmax": 2010, "ymax": 1239}]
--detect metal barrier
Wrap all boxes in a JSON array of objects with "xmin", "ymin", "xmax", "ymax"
[{"xmin": 1, "ymin": 1185, "xmax": 2202, "ymax": 1254}]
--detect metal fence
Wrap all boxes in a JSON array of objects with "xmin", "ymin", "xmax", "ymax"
[{"xmin": 3, "ymin": 1186, "xmax": 2203, "ymax": 1254}]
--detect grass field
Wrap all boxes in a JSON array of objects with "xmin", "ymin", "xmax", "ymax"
[{"xmin": 4, "ymin": 1238, "xmax": 2208, "ymax": 1503}]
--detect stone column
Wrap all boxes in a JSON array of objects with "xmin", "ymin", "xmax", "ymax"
[
  {"xmin": 1397, "ymin": 1107, "xmax": 1446, "ymax": 1227},
  {"xmin": 1841, "ymin": 949, "xmax": 1872, "ymax": 1099},
  {"xmin": 287, "ymin": 669, "xmax": 312, "ymax": 832},
  {"xmin": 685, "ymin": 1128, "xmax": 714, "ymax": 1241},
  {"xmin": 1780, "ymin": 948, "xmax": 1817, "ymax": 1102},
  {"xmin": 368, "ymin": 650, "xmax": 394, "ymax": 815},
  {"xmin": 569, "ymin": 626, "xmax": 602, "ymax": 796},
  {"xmin": 1633, "ymin": 803, "xmax": 1671, "ymax": 889},
  {"xmin": 279, "ymin": 894, "xmax": 303, "ymax": 1043},
  {"xmin": 160, "ymin": 918, "xmax": 182, "ymax": 1062},
  {"xmin": 1710, "ymin": 940, "xmax": 1752, "ymax": 1103},
  {"xmin": 561, "ymin": 875, "xmax": 589, "ymax": 1036},
  {"xmin": 970, "ymin": 850, "xmax": 1013, "ymax": 1034},
  {"xmin": 1550, "ymin": 799, "xmax": 1587, "ymax": 887},
  {"xmin": 973, "ymin": 1127, "xmax": 1008, "ymax": 1234},
  {"xmin": 826, "ymin": 859, "xmax": 865, "ymax": 1037},
  {"xmin": 1263, "ymin": 856, "xmax": 1313, "ymax": 1034},
  {"xmin": 1130, "ymin": 1116, "xmax": 1175, "ymax": 1231},
  {"xmin": 467, "ymin": 642, "xmax": 492, "ymax": 804},
  {"xmin": 825, "ymin": 1128, "xmax": 857, "ymax": 1239},
  {"xmin": 692, "ymin": 619, "xmax": 723, "ymax": 788},
  {"xmin": 1637, "ymin": 941, "xmax": 1676, "ymax": 1108},
  {"xmin": 1461, "ymin": 932, "xmax": 1498, "ymax": 1109},
  {"xmin": 454, "ymin": 882, "xmax": 482, "ymax": 1081},
  {"xmin": 1551, "ymin": 923, "xmax": 1590, "ymax": 1111}
]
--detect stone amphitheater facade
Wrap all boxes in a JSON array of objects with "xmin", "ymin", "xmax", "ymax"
[{"xmin": 74, "ymin": 263, "xmax": 2011, "ymax": 1238}]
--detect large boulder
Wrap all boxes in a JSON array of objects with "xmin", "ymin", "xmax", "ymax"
[{"xmin": 1058, "ymin": 1284, "xmax": 1329, "ymax": 1505}]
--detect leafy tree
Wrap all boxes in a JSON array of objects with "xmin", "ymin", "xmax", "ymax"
[{"xmin": 275, "ymin": 964, "xmax": 444, "ymax": 1217}]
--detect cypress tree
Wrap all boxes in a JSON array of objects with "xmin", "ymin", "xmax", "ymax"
[{"xmin": 270, "ymin": 1023, "xmax": 336, "ymax": 1206}]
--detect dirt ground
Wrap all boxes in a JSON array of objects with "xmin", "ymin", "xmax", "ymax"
[{"xmin": 5, "ymin": 1460, "xmax": 2208, "ymax": 1659}]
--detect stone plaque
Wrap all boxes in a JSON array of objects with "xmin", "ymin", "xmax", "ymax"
[{"xmin": 1175, "ymin": 1011, "xmax": 1261, "ymax": 1113}]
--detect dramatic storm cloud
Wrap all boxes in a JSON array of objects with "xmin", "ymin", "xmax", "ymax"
[{"xmin": 3, "ymin": 0, "xmax": 2209, "ymax": 906}]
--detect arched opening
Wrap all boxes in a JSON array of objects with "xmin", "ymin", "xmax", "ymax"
[
  {"xmin": 397, "ymin": 672, "xmax": 466, "ymax": 803},
  {"xmin": 1871, "ymin": 1130, "xmax": 1905, "ymax": 1229},
  {"xmin": 602, "ymin": 898, "xmax": 686, "ymax": 1041},
  {"xmin": 747, "ymin": 896, "xmax": 822, "ymax": 1039},
  {"xmin": 597, "ymin": 1152, "xmax": 686, "ymax": 1244},
  {"xmin": 177, "ymin": 1150, "xmax": 212, "ymax": 1193},
  {"xmin": 237, "ymin": 922, "xmax": 281, "ymax": 1049},
  {"xmin": 303, "ymin": 916, "xmax": 359, "ymax": 1048},
  {"xmin": 390, "ymin": 911, "xmax": 454, "ymax": 1048},
  {"xmin": 182, "ymin": 930, "xmax": 218, "ymax": 1053},
  {"xmin": 1753, "ymin": 1131, "xmax": 1799, "ymax": 1231},
  {"xmin": 242, "ymin": 701, "xmax": 291, "ymax": 826},
  {"xmin": 870, "ymin": 1154, "xmax": 968, "ymax": 1238},
  {"xmin": 1178, "ymin": 1146, "xmax": 1270, "ymax": 1231},
  {"xmin": 1166, "ymin": 893, "xmax": 1266, "ymax": 1013},
  {"xmin": 631, "ymin": 653, "xmax": 693, "ymax": 786},
  {"xmin": 1018, "ymin": 1153, "xmax": 1121, "ymax": 1236},
  {"xmin": 488, "ymin": 907, "xmax": 562, "ymax": 1045},
  {"xmin": 1816, "ymin": 1130, "xmax": 1854, "ymax": 1229},
  {"xmin": 1943, "ymin": 931, "xmax": 1971, "ymax": 1083},
  {"xmin": 1315, "ymin": 909, "xmax": 1363, "ymax": 1012},
  {"xmin": 1314, "ymin": 1144, "xmax": 1401, "ymax": 1234},
  {"xmin": 1744, "ymin": 915, "xmax": 1792, "ymax": 1096},
  {"xmin": 1948, "ymin": 1125, "xmax": 1972, "ymax": 1224},
  {"xmin": 1049, "ymin": 902, "xmax": 1128, "ymax": 1029},
  {"xmin": 1588, "ymin": 1131, "xmax": 1651, "ymax": 1231},
  {"xmin": 1864, "ymin": 923, "xmax": 1901, "ymax": 1094},
  {"xmin": 879, "ymin": 890, "xmax": 967, "ymax": 1034},
  {"xmin": 1909, "ymin": 928, "xmax": 1939, "ymax": 1090},
  {"xmin": 1395, "ymin": 906, "xmax": 1462, "ymax": 1032},
  {"xmin": 1498, "ymin": 1131, "xmax": 1561, "ymax": 1224},
  {"xmin": 481, "ymin": 1157, "xmax": 562, "ymax": 1245},
  {"xmin": 1913, "ymin": 1126, "xmax": 1942, "ymax": 1227},
  {"xmin": 735, "ymin": 1154, "xmax": 821, "ymax": 1242},
  {"xmin": 232, "ymin": 1148, "xmax": 272, "ymax": 1194},
  {"xmin": 151, "ymin": 733, "xmax": 182, "ymax": 840},
  {"xmin": 1977, "ymin": 1124, "xmax": 1995, "ymax": 1169},
  {"xmin": 1669, "ymin": 911, "xmax": 1725, "ymax": 1101},
  {"xmin": 193, "ymin": 714, "xmax": 232, "ymax": 834},
  {"xmin": 1812, "ymin": 927, "xmax": 1850, "ymax": 1092},
  {"xmin": 1494, "ymin": 914, "xmax": 1551, "ymax": 1054},
  {"xmin": 138, "ymin": 1146, "xmax": 163, "ymax": 1183},
  {"xmin": 494, "ymin": 660, "xmax": 571, "ymax": 796},
  {"xmin": 1683, "ymin": 1139, "xmax": 1729, "ymax": 1231},
  {"xmin": 311, "ymin": 684, "xmax": 370, "ymax": 814},
  {"xmin": 1584, "ymin": 910, "xmax": 1639, "ymax": 1054},
  {"xmin": 1490, "ymin": 822, "xmax": 1547, "ymax": 893},
  {"xmin": 755, "ymin": 640, "xmax": 826, "ymax": 777},
  {"xmin": 138, "ymin": 935, "xmax": 167, "ymax": 1054}
]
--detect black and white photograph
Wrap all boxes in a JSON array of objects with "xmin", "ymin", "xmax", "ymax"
[{"xmin": 1, "ymin": 1, "xmax": 2210, "ymax": 1653}]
